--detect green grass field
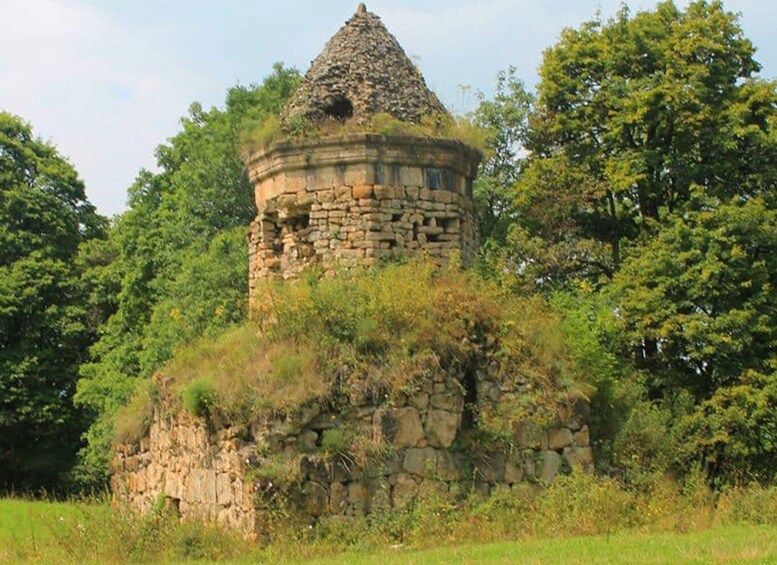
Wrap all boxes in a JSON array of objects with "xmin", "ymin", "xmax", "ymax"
[
  {"xmin": 302, "ymin": 525, "xmax": 777, "ymax": 564},
  {"xmin": 2, "ymin": 498, "xmax": 777, "ymax": 564}
]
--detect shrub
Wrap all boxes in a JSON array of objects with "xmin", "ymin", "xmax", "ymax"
[
  {"xmin": 181, "ymin": 378, "xmax": 217, "ymax": 418},
  {"xmin": 320, "ymin": 428, "xmax": 349, "ymax": 454},
  {"xmin": 613, "ymin": 401, "xmax": 678, "ymax": 489},
  {"xmin": 675, "ymin": 370, "xmax": 777, "ymax": 486}
]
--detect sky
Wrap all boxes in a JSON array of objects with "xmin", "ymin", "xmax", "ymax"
[{"xmin": 2, "ymin": 0, "xmax": 776, "ymax": 217}]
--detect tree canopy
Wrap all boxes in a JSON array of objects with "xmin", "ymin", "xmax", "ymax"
[
  {"xmin": 504, "ymin": 0, "xmax": 777, "ymax": 290},
  {"xmin": 0, "ymin": 112, "xmax": 107, "ymax": 491}
]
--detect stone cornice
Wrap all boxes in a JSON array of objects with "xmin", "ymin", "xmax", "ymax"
[{"xmin": 246, "ymin": 133, "xmax": 482, "ymax": 187}]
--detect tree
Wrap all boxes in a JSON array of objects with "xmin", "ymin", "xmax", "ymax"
[
  {"xmin": 74, "ymin": 64, "xmax": 300, "ymax": 484},
  {"xmin": 509, "ymin": 0, "xmax": 777, "ymax": 290},
  {"xmin": 472, "ymin": 67, "xmax": 533, "ymax": 246},
  {"xmin": 500, "ymin": 1, "xmax": 777, "ymax": 484},
  {"xmin": 614, "ymin": 198, "xmax": 777, "ymax": 397},
  {"xmin": 0, "ymin": 112, "xmax": 106, "ymax": 491}
]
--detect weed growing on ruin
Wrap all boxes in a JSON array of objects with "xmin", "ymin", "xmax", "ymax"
[
  {"xmin": 134, "ymin": 258, "xmax": 590, "ymax": 457},
  {"xmin": 113, "ymin": 380, "xmax": 159, "ymax": 444},
  {"xmin": 240, "ymin": 111, "xmax": 487, "ymax": 154}
]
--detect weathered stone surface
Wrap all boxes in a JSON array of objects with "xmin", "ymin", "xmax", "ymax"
[
  {"xmin": 282, "ymin": 6, "xmax": 448, "ymax": 128},
  {"xmin": 348, "ymin": 482, "xmax": 369, "ymax": 515},
  {"xmin": 393, "ymin": 407, "xmax": 424, "ymax": 447},
  {"xmin": 573, "ymin": 425, "xmax": 590, "ymax": 446},
  {"xmin": 504, "ymin": 460, "xmax": 524, "ymax": 484},
  {"xmin": 514, "ymin": 421, "xmax": 547, "ymax": 449},
  {"xmin": 564, "ymin": 446, "xmax": 595, "ymax": 471},
  {"xmin": 304, "ymin": 482, "xmax": 329, "ymax": 516},
  {"xmin": 548, "ymin": 428, "xmax": 574, "ymax": 450},
  {"xmin": 424, "ymin": 409, "xmax": 460, "ymax": 448},
  {"xmin": 541, "ymin": 450, "xmax": 563, "ymax": 483},
  {"xmin": 330, "ymin": 482, "xmax": 347, "ymax": 514},
  {"xmin": 403, "ymin": 447, "xmax": 437, "ymax": 478},
  {"xmin": 392, "ymin": 473, "xmax": 418, "ymax": 508},
  {"xmin": 298, "ymin": 430, "xmax": 319, "ymax": 453}
]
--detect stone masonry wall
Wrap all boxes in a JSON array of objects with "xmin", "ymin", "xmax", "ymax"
[
  {"xmin": 245, "ymin": 134, "xmax": 481, "ymax": 309},
  {"xmin": 112, "ymin": 410, "xmax": 258, "ymax": 535},
  {"xmin": 114, "ymin": 358, "xmax": 593, "ymax": 535}
]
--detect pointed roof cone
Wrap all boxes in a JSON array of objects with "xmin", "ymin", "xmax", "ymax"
[{"xmin": 281, "ymin": 4, "xmax": 449, "ymax": 129}]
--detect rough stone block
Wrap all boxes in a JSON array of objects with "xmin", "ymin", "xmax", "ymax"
[
  {"xmin": 548, "ymin": 427, "xmax": 574, "ymax": 450},
  {"xmin": 403, "ymin": 447, "xmax": 437, "ymax": 477},
  {"xmin": 564, "ymin": 446, "xmax": 594, "ymax": 471},
  {"xmin": 392, "ymin": 473, "xmax": 418, "ymax": 508},
  {"xmin": 424, "ymin": 409, "xmax": 460, "ymax": 448},
  {"xmin": 573, "ymin": 425, "xmax": 590, "ymax": 446},
  {"xmin": 393, "ymin": 408, "xmax": 424, "ymax": 447},
  {"xmin": 330, "ymin": 482, "xmax": 347, "ymax": 514},
  {"xmin": 373, "ymin": 186, "xmax": 395, "ymax": 200},
  {"xmin": 352, "ymin": 185, "xmax": 373, "ymax": 199},
  {"xmin": 504, "ymin": 460, "xmax": 524, "ymax": 483},
  {"xmin": 348, "ymin": 482, "xmax": 369, "ymax": 515},
  {"xmin": 541, "ymin": 450, "xmax": 563, "ymax": 483},
  {"xmin": 399, "ymin": 167, "xmax": 423, "ymax": 187}
]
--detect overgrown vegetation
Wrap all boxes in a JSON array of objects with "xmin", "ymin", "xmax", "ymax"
[
  {"xmin": 240, "ymin": 110, "xmax": 488, "ymax": 155},
  {"xmin": 153, "ymin": 259, "xmax": 586, "ymax": 443},
  {"xmin": 5, "ymin": 474, "xmax": 777, "ymax": 563}
]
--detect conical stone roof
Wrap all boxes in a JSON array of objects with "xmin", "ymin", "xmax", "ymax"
[{"xmin": 282, "ymin": 3, "xmax": 449, "ymax": 129}]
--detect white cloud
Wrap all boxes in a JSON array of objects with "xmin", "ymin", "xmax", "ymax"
[{"xmin": 0, "ymin": 0, "xmax": 216, "ymax": 216}]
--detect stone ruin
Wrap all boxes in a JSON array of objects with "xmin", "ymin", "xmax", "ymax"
[
  {"xmin": 245, "ymin": 3, "xmax": 479, "ymax": 308},
  {"xmin": 114, "ymin": 352, "xmax": 592, "ymax": 535},
  {"xmin": 112, "ymin": 4, "xmax": 594, "ymax": 536}
]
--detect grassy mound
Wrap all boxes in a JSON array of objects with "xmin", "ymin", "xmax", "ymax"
[{"xmin": 116, "ymin": 259, "xmax": 589, "ymax": 443}]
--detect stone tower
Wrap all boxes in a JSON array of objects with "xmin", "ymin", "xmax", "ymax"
[{"xmin": 245, "ymin": 4, "xmax": 481, "ymax": 308}]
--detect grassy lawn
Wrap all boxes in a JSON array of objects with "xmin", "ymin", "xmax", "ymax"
[
  {"xmin": 299, "ymin": 525, "xmax": 777, "ymax": 564},
  {"xmin": 0, "ymin": 498, "xmax": 110, "ymax": 560},
  {"xmin": 2, "ymin": 498, "xmax": 776, "ymax": 564}
]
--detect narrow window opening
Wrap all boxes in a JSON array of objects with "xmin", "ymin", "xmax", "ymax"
[{"xmin": 425, "ymin": 167, "xmax": 443, "ymax": 189}]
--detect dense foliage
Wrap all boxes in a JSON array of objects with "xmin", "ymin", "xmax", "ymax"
[
  {"xmin": 74, "ymin": 64, "xmax": 300, "ymax": 485},
  {"xmin": 0, "ymin": 112, "xmax": 107, "ymax": 491},
  {"xmin": 488, "ymin": 0, "xmax": 777, "ymax": 485},
  {"xmin": 4, "ymin": 0, "xmax": 777, "ymax": 493}
]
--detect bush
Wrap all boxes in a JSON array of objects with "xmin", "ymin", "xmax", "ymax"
[
  {"xmin": 613, "ymin": 401, "xmax": 678, "ymax": 489},
  {"xmin": 675, "ymin": 371, "xmax": 777, "ymax": 486},
  {"xmin": 181, "ymin": 378, "xmax": 217, "ymax": 418}
]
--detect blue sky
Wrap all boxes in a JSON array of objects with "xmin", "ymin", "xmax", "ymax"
[{"xmin": 2, "ymin": 0, "xmax": 776, "ymax": 217}]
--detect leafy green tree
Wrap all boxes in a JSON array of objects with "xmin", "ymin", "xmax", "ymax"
[
  {"xmin": 510, "ymin": 0, "xmax": 777, "ymax": 289},
  {"xmin": 74, "ymin": 64, "xmax": 300, "ymax": 484},
  {"xmin": 0, "ymin": 112, "xmax": 106, "ymax": 491},
  {"xmin": 614, "ymin": 198, "xmax": 777, "ymax": 397},
  {"xmin": 472, "ymin": 67, "xmax": 533, "ymax": 246}
]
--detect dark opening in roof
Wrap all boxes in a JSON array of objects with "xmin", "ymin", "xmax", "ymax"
[{"xmin": 323, "ymin": 95, "xmax": 354, "ymax": 122}]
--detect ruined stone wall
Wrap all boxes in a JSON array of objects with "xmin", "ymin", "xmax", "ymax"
[
  {"xmin": 114, "ymin": 360, "xmax": 593, "ymax": 533},
  {"xmin": 112, "ymin": 410, "xmax": 258, "ymax": 534},
  {"xmin": 245, "ymin": 134, "xmax": 480, "ymax": 309}
]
